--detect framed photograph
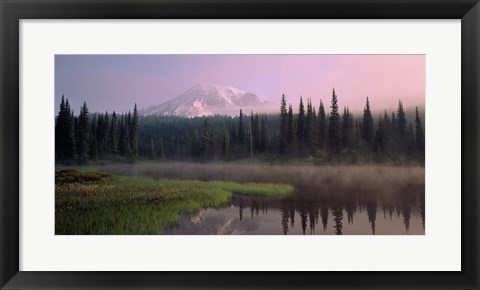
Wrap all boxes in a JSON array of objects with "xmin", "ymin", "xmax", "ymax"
[{"xmin": 1, "ymin": 0, "xmax": 479, "ymax": 289}]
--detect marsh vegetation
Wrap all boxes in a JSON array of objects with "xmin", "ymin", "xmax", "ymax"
[{"xmin": 55, "ymin": 169, "xmax": 293, "ymax": 234}]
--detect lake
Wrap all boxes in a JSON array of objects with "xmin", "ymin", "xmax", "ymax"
[{"xmin": 98, "ymin": 163, "xmax": 425, "ymax": 235}]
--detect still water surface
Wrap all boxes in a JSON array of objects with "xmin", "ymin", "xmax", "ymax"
[{"xmin": 100, "ymin": 163, "xmax": 425, "ymax": 235}]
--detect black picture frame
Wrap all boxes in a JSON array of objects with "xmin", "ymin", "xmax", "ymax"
[{"xmin": 1, "ymin": 0, "xmax": 479, "ymax": 289}]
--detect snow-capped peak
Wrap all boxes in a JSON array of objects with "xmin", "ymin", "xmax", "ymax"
[{"xmin": 140, "ymin": 83, "xmax": 271, "ymax": 117}]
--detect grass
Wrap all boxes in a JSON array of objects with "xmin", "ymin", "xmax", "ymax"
[{"xmin": 55, "ymin": 169, "xmax": 293, "ymax": 235}]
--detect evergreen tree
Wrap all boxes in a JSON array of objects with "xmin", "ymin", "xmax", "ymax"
[
  {"xmin": 374, "ymin": 115, "xmax": 387, "ymax": 155},
  {"xmin": 354, "ymin": 118, "xmax": 362, "ymax": 146},
  {"xmin": 89, "ymin": 114, "xmax": 98, "ymax": 160},
  {"xmin": 305, "ymin": 99, "xmax": 317, "ymax": 154},
  {"xmin": 362, "ymin": 97, "xmax": 374, "ymax": 149},
  {"xmin": 238, "ymin": 109, "xmax": 245, "ymax": 145},
  {"xmin": 109, "ymin": 111, "xmax": 119, "ymax": 154},
  {"xmin": 279, "ymin": 94, "xmax": 288, "ymax": 154},
  {"xmin": 149, "ymin": 139, "xmax": 156, "ymax": 159},
  {"xmin": 415, "ymin": 107, "xmax": 425, "ymax": 155},
  {"xmin": 200, "ymin": 118, "xmax": 213, "ymax": 159},
  {"xmin": 76, "ymin": 102, "xmax": 90, "ymax": 163},
  {"xmin": 407, "ymin": 122, "xmax": 415, "ymax": 153},
  {"xmin": 159, "ymin": 137, "xmax": 165, "ymax": 160},
  {"xmin": 55, "ymin": 96, "xmax": 66, "ymax": 160},
  {"xmin": 342, "ymin": 107, "xmax": 354, "ymax": 149},
  {"xmin": 103, "ymin": 112, "xmax": 110, "ymax": 155},
  {"xmin": 253, "ymin": 113, "xmax": 261, "ymax": 152},
  {"xmin": 119, "ymin": 113, "xmax": 132, "ymax": 158},
  {"xmin": 317, "ymin": 100, "xmax": 327, "ymax": 151},
  {"xmin": 129, "ymin": 104, "xmax": 139, "ymax": 158},
  {"xmin": 287, "ymin": 104, "xmax": 296, "ymax": 155},
  {"xmin": 95, "ymin": 113, "xmax": 104, "ymax": 157},
  {"xmin": 260, "ymin": 115, "xmax": 270, "ymax": 153},
  {"xmin": 296, "ymin": 97, "xmax": 306, "ymax": 148},
  {"xmin": 327, "ymin": 88, "xmax": 341, "ymax": 156},
  {"xmin": 65, "ymin": 100, "xmax": 75, "ymax": 160},
  {"xmin": 96, "ymin": 112, "xmax": 110, "ymax": 157},
  {"xmin": 396, "ymin": 100, "xmax": 407, "ymax": 149},
  {"xmin": 191, "ymin": 129, "xmax": 201, "ymax": 158},
  {"xmin": 221, "ymin": 125, "xmax": 230, "ymax": 160},
  {"xmin": 55, "ymin": 96, "xmax": 75, "ymax": 161},
  {"xmin": 390, "ymin": 111, "xmax": 398, "ymax": 152},
  {"xmin": 391, "ymin": 111, "xmax": 397, "ymax": 134},
  {"xmin": 229, "ymin": 124, "xmax": 238, "ymax": 152},
  {"xmin": 382, "ymin": 110, "xmax": 392, "ymax": 154}
]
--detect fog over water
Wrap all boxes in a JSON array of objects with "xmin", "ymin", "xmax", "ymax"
[{"xmin": 99, "ymin": 163, "xmax": 425, "ymax": 235}]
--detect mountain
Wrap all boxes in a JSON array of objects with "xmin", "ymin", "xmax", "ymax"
[{"xmin": 139, "ymin": 83, "xmax": 273, "ymax": 117}]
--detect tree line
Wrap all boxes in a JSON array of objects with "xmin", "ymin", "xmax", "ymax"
[
  {"xmin": 55, "ymin": 96, "xmax": 139, "ymax": 163},
  {"xmin": 56, "ymin": 88, "xmax": 424, "ymax": 164}
]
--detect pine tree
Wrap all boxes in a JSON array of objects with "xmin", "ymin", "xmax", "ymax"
[
  {"xmin": 55, "ymin": 96, "xmax": 75, "ymax": 162},
  {"xmin": 191, "ymin": 130, "xmax": 201, "ymax": 158},
  {"xmin": 279, "ymin": 94, "xmax": 288, "ymax": 154},
  {"xmin": 390, "ymin": 111, "xmax": 398, "ymax": 152},
  {"xmin": 238, "ymin": 109, "xmax": 245, "ymax": 145},
  {"xmin": 119, "ymin": 113, "xmax": 132, "ymax": 158},
  {"xmin": 149, "ymin": 139, "xmax": 156, "ymax": 159},
  {"xmin": 396, "ymin": 100, "xmax": 407, "ymax": 150},
  {"xmin": 65, "ymin": 100, "xmax": 75, "ymax": 160},
  {"xmin": 391, "ymin": 111, "xmax": 397, "ymax": 133},
  {"xmin": 407, "ymin": 122, "xmax": 415, "ymax": 153},
  {"xmin": 221, "ymin": 126, "xmax": 230, "ymax": 160},
  {"xmin": 229, "ymin": 124, "xmax": 238, "ymax": 153},
  {"xmin": 260, "ymin": 115, "xmax": 271, "ymax": 153},
  {"xmin": 287, "ymin": 104, "xmax": 296, "ymax": 155},
  {"xmin": 296, "ymin": 97, "xmax": 306, "ymax": 148},
  {"xmin": 89, "ymin": 114, "xmax": 98, "ymax": 160},
  {"xmin": 159, "ymin": 137, "xmax": 165, "ymax": 160},
  {"xmin": 130, "ymin": 104, "xmax": 139, "ymax": 158},
  {"xmin": 76, "ymin": 102, "xmax": 90, "ymax": 163},
  {"xmin": 415, "ymin": 106, "xmax": 425, "ymax": 155},
  {"xmin": 362, "ymin": 97, "xmax": 374, "ymax": 149},
  {"xmin": 253, "ymin": 113, "xmax": 261, "ymax": 152},
  {"xmin": 249, "ymin": 112, "xmax": 255, "ymax": 156},
  {"xmin": 55, "ymin": 96, "xmax": 66, "ymax": 160},
  {"xmin": 96, "ymin": 112, "xmax": 110, "ymax": 157},
  {"xmin": 327, "ymin": 88, "xmax": 341, "ymax": 156},
  {"xmin": 374, "ymin": 115, "xmax": 386, "ymax": 155},
  {"xmin": 95, "ymin": 113, "xmax": 103, "ymax": 157},
  {"xmin": 317, "ymin": 100, "xmax": 327, "ymax": 151},
  {"xmin": 342, "ymin": 107, "xmax": 354, "ymax": 149},
  {"xmin": 200, "ymin": 118, "xmax": 213, "ymax": 159},
  {"xmin": 305, "ymin": 99, "xmax": 317, "ymax": 155},
  {"xmin": 382, "ymin": 110, "xmax": 392, "ymax": 154},
  {"xmin": 108, "ymin": 111, "xmax": 120, "ymax": 154},
  {"xmin": 354, "ymin": 118, "xmax": 362, "ymax": 146},
  {"xmin": 109, "ymin": 111, "xmax": 119, "ymax": 154},
  {"xmin": 103, "ymin": 112, "xmax": 110, "ymax": 155}
]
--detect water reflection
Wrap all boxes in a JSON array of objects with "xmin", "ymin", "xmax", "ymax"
[{"xmin": 100, "ymin": 163, "xmax": 425, "ymax": 235}]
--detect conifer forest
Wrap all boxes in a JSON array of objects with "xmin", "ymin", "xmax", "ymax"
[{"xmin": 56, "ymin": 89, "xmax": 424, "ymax": 165}]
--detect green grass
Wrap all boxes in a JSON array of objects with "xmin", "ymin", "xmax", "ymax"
[
  {"xmin": 55, "ymin": 169, "xmax": 293, "ymax": 235},
  {"xmin": 210, "ymin": 180, "xmax": 293, "ymax": 198}
]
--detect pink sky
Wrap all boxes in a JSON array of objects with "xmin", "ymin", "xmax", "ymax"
[{"xmin": 55, "ymin": 55, "xmax": 425, "ymax": 114}]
